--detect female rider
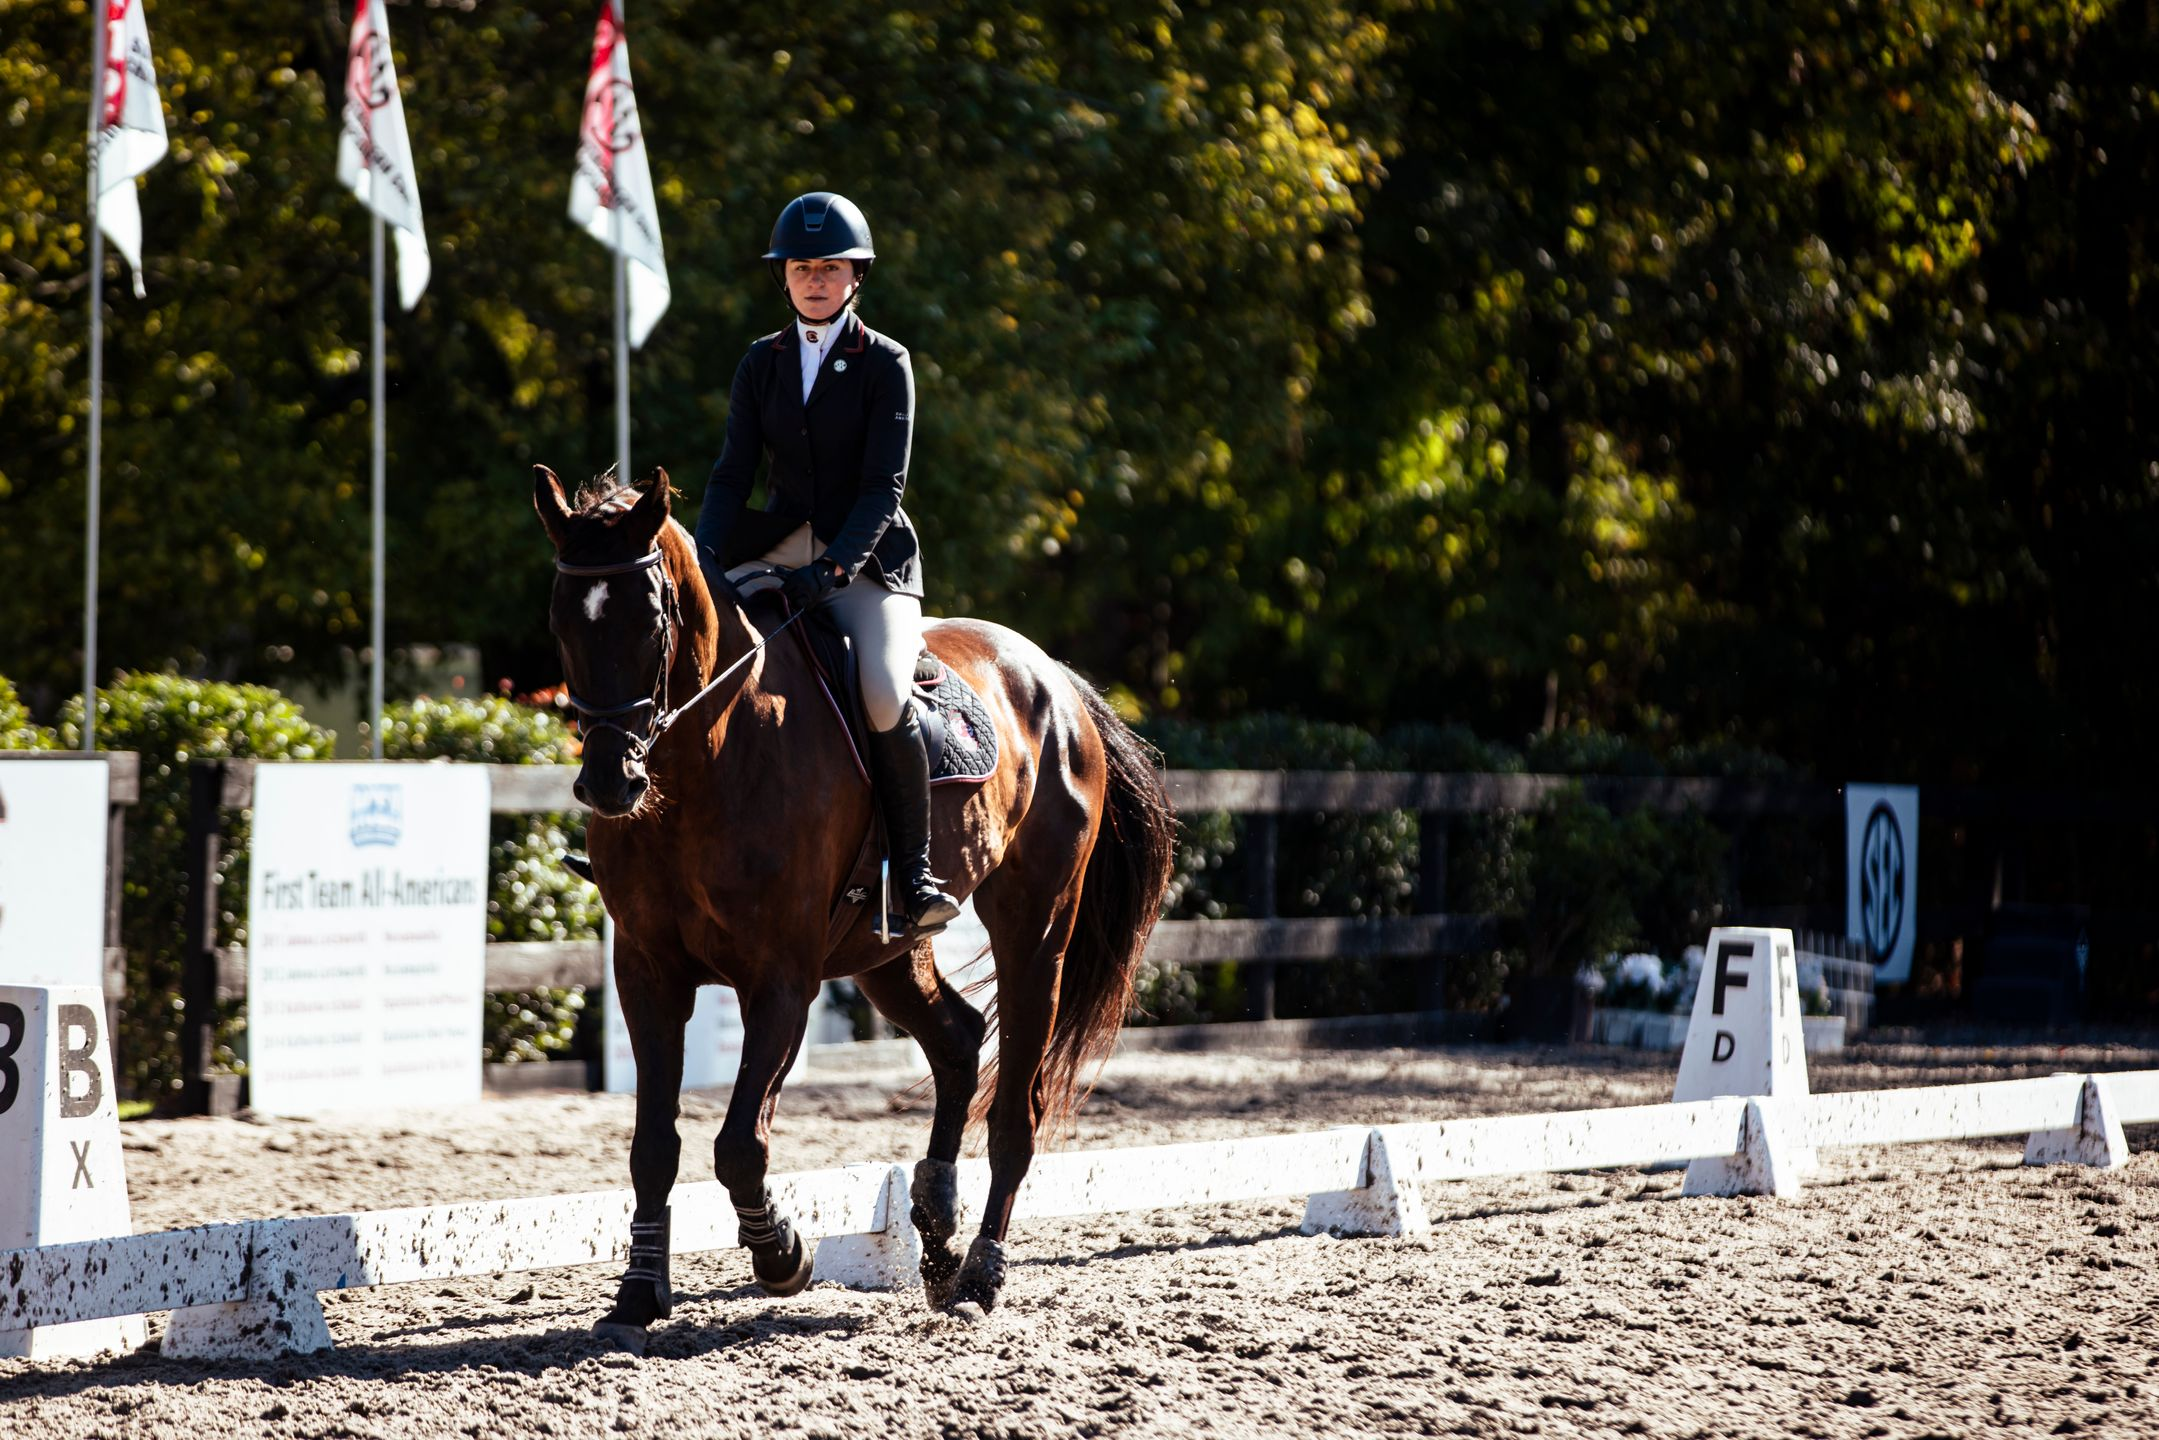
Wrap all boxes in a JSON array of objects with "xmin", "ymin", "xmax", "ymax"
[{"xmin": 694, "ymin": 191, "xmax": 961, "ymax": 935}]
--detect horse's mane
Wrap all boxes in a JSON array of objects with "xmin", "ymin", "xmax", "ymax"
[{"xmin": 571, "ymin": 470, "xmax": 673, "ymax": 518}]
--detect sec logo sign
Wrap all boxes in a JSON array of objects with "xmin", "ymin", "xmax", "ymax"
[
  {"xmin": 1858, "ymin": 801, "xmax": 1906, "ymax": 964},
  {"xmin": 1846, "ymin": 784, "xmax": 1919, "ymax": 983}
]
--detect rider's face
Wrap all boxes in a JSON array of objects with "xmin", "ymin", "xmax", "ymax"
[{"xmin": 785, "ymin": 258, "xmax": 858, "ymax": 323}]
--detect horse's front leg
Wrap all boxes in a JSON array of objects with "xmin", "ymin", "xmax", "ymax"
[
  {"xmin": 712, "ymin": 978, "xmax": 816, "ymax": 1296},
  {"xmin": 595, "ymin": 953, "xmax": 694, "ymax": 1353}
]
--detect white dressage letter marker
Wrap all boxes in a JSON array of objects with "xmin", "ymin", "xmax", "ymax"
[
  {"xmin": 1675, "ymin": 928, "xmax": 1814, "ymax": 1193},
  {"xmin": 1301, "ymin": 1128, "xmax": 1430, "ymax": 1239},
  {"xmin": 811, "ymin": 1165, "xmax": 922, "ymax": 1290},
  {"xmin": 1675, "ymin": 928, "xmax": 1811, "ymax": 1105},
  {"xmin": 2024, "ymin": 1075, "xmax": 2130, "ymax": 1171},
  {"xmin": 1681, "ymin": 1098, "xmax": 1802, "ymax": 1199},
  {"xmin": 0, "ymin": 985, "xmax": 145, "ymax": 1358}
]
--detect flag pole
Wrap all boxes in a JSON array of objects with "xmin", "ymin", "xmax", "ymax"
[
  {"xmin": 84, "ymin": 2, "xmax": 107, "ymax": 753},
  {"xmin": 370, "ymin": 210, "xmax": 386, "ymax": 761},
  {"xmin": 613, "ymin": 202, "xmax": 629, "ymax": 490}
]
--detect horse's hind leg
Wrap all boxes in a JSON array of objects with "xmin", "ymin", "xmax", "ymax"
[
  {"xmin": 711, "ymin": 978, "xmax": 817, "ymax": 1296},
  {"xmin": 595, "ymin": 951, "xmax": 694, "ymax": 1352},
  {"xmin": 856, "ymin": 941, "xmax": 986, "ymax": 1305},
  {"xmin": 951, "ymin": 869, "xmax": 1088, "ymax": 1312}
]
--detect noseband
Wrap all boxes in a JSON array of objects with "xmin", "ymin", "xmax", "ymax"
[{"xmin": 555, "ymin": 552, "xmax": 807, "ymax": 763}]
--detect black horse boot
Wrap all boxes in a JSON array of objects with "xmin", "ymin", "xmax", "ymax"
[{"xmin": 868, "ymin": 701, "xmax": 961, "ymax": 935}]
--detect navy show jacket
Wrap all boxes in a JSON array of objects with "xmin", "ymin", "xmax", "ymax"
[{"xmin": 695, "ymin": 311, "xmax": 923, "ymax": 597}]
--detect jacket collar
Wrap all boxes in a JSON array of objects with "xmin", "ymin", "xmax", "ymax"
[
  {"xmin": 770, "ymin": 310, "xmax": 867, "ymax": 352},
  {"xmin": 804, "ymin": 312, "xmax": 865, "ymax": 408}
]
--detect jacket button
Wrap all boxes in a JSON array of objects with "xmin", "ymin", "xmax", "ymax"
[{"xmin": 799, "ymin": 426, "xmax": 808, "ymax": 436}]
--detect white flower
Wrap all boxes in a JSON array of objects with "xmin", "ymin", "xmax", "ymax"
[{"xmin": 1614, "ymin": 951, "xmax": 1667, "ymax": 994}]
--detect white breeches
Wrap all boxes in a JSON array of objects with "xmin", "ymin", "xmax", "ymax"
[{"xmin": 728, "ymin": 525, "xmax": 923, "ymax": 732}]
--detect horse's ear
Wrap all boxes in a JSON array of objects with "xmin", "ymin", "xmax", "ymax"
[
  {"xmin": 533, "ymin": 465, "xmax": 573, "ymax": 551},
  {"xmin": 629, "ymin": 467, "xmax": 673, "ymax": 546}
]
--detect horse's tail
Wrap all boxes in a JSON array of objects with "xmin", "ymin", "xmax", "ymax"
[{"xmin": 1034, "ymin": 668, "xmax": 1178, "ymax": 1136}]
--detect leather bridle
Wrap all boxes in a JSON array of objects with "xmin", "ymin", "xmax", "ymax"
[
  {"xmin": 554, "ymin": 554, "xmax": 806, "ymax": 760},
  {"xmin": 555, "ymin": 549, "xmax": 679, "ymax": 764}
]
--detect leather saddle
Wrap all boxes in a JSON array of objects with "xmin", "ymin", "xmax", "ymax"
[
  {"xmin": 734, "ymin": 584, "xmax": 999, "ymax": 953},
  {"xmin": 743, "ymin": 590, "xmax": 951, "ymax": 783}
]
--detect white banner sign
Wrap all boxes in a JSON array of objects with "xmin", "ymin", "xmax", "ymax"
[
  {"xmin": 247, "ymin": 765, "xmax": 489, "ymax": 1116},
  {"xmin": 1846, "ymin": 783, "xmax": 1919, "ymax": 984},
  {"xmin": 0, "ymin": 761, "xmax": 111, "ymax": 992}
]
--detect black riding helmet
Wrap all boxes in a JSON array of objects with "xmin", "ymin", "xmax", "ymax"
[{"xmin": 765, "ymin": 192, "xmax": 875, "ymax": 321}]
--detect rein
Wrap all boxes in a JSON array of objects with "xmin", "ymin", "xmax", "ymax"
[{"xmin": 555, "ymin": 551, "xmax": 806, "ymax": 758}]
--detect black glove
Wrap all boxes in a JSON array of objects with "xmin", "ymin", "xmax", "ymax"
[{"xmin": 778, "ymin": 560, "xmax": 839, "ymax": 613}]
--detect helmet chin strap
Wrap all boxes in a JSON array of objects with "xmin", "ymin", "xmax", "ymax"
[{"xmin": 789, "ymin": 293, "xmax": 859, "ymax": 329}]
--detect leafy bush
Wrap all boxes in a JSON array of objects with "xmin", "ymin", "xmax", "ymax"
[
  {"xmin": 378, "ymin": 695, "xmax": 578, "ymax": 767},
  {"xmin": 0, "ymin": 677, "xmax": 58, "ymax": 749},
  {"xmin": 52, "ymin": 673, "xmax": 334, "ymax": 1099},
  {"xmin": 1382, "ymin": 722, "xmax": 1523, "ymax": 774},
  {"xmin": 1510, "ymin": 787, "xmax": 1652, "ymax": 982},
  {"xmin": 383, "ymin": 695, "xmax": 599, "ymax": 1064},
  {"xmin": 1521, "ymin": 727, "xmax": 1667, "ymax": 777},
  {"xmin": 1627, "ymin": 807, "xmax": 1733, "ymax": 962},
  {"xmin": 1498, "ymin": 788, "xmax": 1732, "ymax": 982},
  {"xmin": 483, "ymin": 987, "xmax": 588, "ymax": 1063}
]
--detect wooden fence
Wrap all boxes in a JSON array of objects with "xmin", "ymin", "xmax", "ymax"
[{"xmin": 176, "ymin": 760, "xmax": 1852, "ymax": 1110}]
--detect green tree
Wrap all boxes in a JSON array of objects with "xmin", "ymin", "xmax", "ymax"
[{"xmin": 2, "ymin": 0, "xmax": 1388, "ymax": 723}]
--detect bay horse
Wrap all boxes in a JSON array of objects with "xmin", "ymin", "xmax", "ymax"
[{"xmin": 532, "ymin": 466, "xmax": 1175, "ymax": 1349}]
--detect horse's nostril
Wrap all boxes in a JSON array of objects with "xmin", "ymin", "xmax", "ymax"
[{"xmin": 573, "ymin": 780, "xmax": 590, "ymax": 806}]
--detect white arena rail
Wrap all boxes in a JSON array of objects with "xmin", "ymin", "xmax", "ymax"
[
  {"xmin": 1803, "ymin": 1075, "xmax": 2088, "ymax": 1149},
  {"xmin": 4, "ymin": 1070, "xmax": 2154, "ymax": 1362},
  {"xmin": 2, "ymin": 1222, "xmax": 256, "ymax": 1331},
  {"xmin": 3, "ymin": 1163, "xmax": 910, "ymax": 1360},
  {"xmin": 957, "ymin": 1129, "xmax": 1370, "ymax": 1222},
  {"xmin": 1379, "ymin": 1098, "xmax": 1752, "ymax": 1183},
  {"xmin": 2092, "ymin": 1068, "xmax": 2159, "ymax": 1124}
]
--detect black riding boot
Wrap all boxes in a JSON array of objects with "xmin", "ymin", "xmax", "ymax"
[{"xmin": 868, "ymin": 701, "xmax": 961, "ymax": 934}]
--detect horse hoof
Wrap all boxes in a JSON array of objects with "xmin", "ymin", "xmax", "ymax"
[
  {"xmin": 951, "ymin": 1236, "xmax": 1006, "ymax": 1313},
  {"xmin": 920, "ymin": 1242, "xmax": 962, "ymax": 1310},
  {"xmin": 752, "ymin": 1230, "xmax": 815, "ymax": 1297},
  {"xmin": 593, "ymin": 1320, "xmax": 649, "ymax": 1356}
]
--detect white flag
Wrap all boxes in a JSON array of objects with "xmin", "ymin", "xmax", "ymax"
[
  {"xmin": 336, "ymin": 0, "xmax": 430, "ymax": 309},
  {"xmin": 93, "ymin": 0, "xmax": 169, "ymax": 299},
  {"xmin": 569, "ymin": 0, "xmax": 670, "ymax": 347}
]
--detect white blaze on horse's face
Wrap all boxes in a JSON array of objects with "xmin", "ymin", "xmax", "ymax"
[{"xmin": 583, "ymin": 580, "xmax": 609, "ymax": 623}]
